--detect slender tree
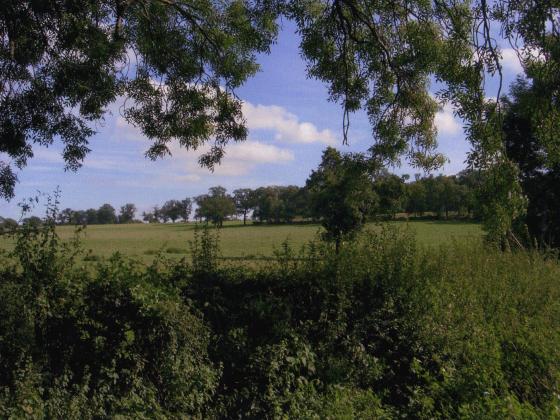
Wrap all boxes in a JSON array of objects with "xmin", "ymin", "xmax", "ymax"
[{"xmin": 180, "ymin": 198, "xmax": 193, "ymax": 223}]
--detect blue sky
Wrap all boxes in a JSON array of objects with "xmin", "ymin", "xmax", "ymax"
[{"xmin": 0, "ymin": 20, "xmax": 525, "ymax": 219}]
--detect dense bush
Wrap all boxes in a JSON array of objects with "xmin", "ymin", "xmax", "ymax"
[
  {"xmin": 1, "ymin": 222, "xmax": 559, "ymax": 418},
  {"xmin": 0, "ymin": 222, "xmax": 218, "ymax": 418}
]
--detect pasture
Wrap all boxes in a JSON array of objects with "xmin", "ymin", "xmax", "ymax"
[{"xmin": 0, "ymin": 220, "xmax": 483, "ymax": 262}]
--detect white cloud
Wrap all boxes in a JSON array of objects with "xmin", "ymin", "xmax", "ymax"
[
  {"xmin": 501, "ymin": 47, "xmax": 543, "ymax": 74},
  {"xmin": 172, "ymin": 140, "xmax": 295, "ymax": 177},
  {"xmin": 501, "ymin": 48, "xmax": 523, "ymax": 74},
  {"xmin": 435, "ymin": 103, "xmax": 461, "ymax": 136},
  {"xmin": 105, "ymin": 97, "xmax": 305, "ymax": 179},
  {"xmin": 225, "ymin": 141, "xmax": 294, "ymax": 163},
  {"xmin": 111, "ymin": 98, "xmax": 337, "ymax": 148},
  {"xmin": 242, "ymin": 102, "xmax": 337, "ymax": 145}
]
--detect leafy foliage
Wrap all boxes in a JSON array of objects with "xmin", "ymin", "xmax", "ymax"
[
  {"xmin": 195, "ymin": 186, "xmax": 236, "ymax": 227},
  {"xmin": 1, "ymin": 209, "xmax": 559, "ymax": 417},
  {"xmin": 251, "ymin": 185, "xmax": 308, "ymax": 224},
  {"xmin": 0, "ymin": 208, "xmax": 218, "ymax": 418},
  {"xmin": 501, "ymin": 78, "xmax": 560, "ymax": 248},
  {"xmin": 233, "ymin": 188, "xmax": 256, "ymax": 225},
  {"xmin": 96, "ymin": 203, "xmax": 118, "ymax": 225},
  {"xmin": 0, "ymin": 0, "xmax": 278, "ymax": 199},
  {"xmin": 119, "ymin": 203, "xmax": 137, "ymax": 223},
  {"xmin": 306, "ymin": 147, "xmax": 377, "ymax": 250},
  {"xmin": 3, "ymin": 0, "xmax": 560, "ymax": 206}
]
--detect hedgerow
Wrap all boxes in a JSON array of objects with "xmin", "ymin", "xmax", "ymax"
[{"xmin": 1, "ymin": 220, "xmax": 559, "ymax": 418}]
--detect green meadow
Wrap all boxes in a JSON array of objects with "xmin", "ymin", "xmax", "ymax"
[{"xmin": 1, "ymin": 219, "xmax": 483, "ymax": 262}]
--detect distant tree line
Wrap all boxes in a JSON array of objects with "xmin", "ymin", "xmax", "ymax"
[
  {"xmin": 146, "ymin": 167, "xmax": 484, "ymax": 229},
  {"xmin": 1, "ymin": 170, "xmax": 483, "ymax": 230},
  {"xmin": 0, "ymin": 216, "xmax": 18, "ymax": 233},
  {"xmin": 401, "ymin": 171, "xmax": 484, "ymax": 219},
  {"xmin": 50, "ymin": 203, "xmax": 139, "ymax": 225},
  {"xmin": 142, "ymin": 199, "xmax": 193, "ymax": 224}
]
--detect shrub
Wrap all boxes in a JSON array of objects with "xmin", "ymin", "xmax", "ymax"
[
  {"xmin": 0, "ymin": 218, "xmax": 218, "ymax": 418},
  {"xmin": 184, "ymin": 226, "xmax": 560, "ymax": 418}
]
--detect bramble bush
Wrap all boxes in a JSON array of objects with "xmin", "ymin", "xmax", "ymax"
[
  {"xmin": 0, "ymin": 210, "xmax": 218, "ymax": 418},
  {"xmin": 1, "ymin": 213, "xmax": 559, "ymax": 418}
]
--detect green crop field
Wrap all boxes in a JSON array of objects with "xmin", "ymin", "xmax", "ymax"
[{"xmin": 0, "ymin": 220, "xmax": 483, "ymax": 262}]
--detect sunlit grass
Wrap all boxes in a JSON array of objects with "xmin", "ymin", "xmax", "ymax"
[{"xmin": 0, "ymin": 219, "xmax": 483, "ymax": 263}]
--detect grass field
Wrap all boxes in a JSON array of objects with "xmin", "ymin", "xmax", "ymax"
[{"xmin": 0, "ymin": 220, "xmax": 483, "ymax": 262}]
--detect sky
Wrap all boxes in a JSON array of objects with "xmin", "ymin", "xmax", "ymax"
[{"xmin": 0, "ymin": 20, "xmax": 525, "ymax": 219}]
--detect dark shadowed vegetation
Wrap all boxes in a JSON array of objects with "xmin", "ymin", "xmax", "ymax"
[{"xmin": 0, "ymin": 212, "xmax": 558, "ymax": 418}]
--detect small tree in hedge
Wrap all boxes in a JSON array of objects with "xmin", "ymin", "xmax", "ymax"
[
  {"xmin": 306, "ymin": 147, "xmax": 377, "ymax": 253},
  {"xmin": 162, "ymin": 200, "xmax": 182, "ymax": 223}
]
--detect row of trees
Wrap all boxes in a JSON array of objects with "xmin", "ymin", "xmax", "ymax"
[
  {"xmin": 304, "ymin": 148, "xmax": 486, "ymax": 251},
  {"xmin": 54, "ymin": 199, "xmax": 194, "ymax": 225},
  {"xmin": 54, "ymin": 204, "xmax": 138, "ymax": 225},
  {"xmin": 141, "ymin": 199, "xmax": 193, "ymax": 224},
  {"xmin": 147, "ymin": 168, "xmax": 483, "ymax": 234},
  {"xmin": 4, "ymin": 169, "xmax": 483, "ymax": 229},
  {"xmin": 190, "ymin": 168, "xmax": 483, "ymax": 229}
]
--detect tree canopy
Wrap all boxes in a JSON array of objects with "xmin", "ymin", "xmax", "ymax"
[
  {"xmin": 96, "ymin": 203, "xmax": 117, "ymax": 224},
  {"xmin": 233, "ymin": 188, "xmax": 255, "ymax": 225},
  {"xmin": 2, "ymin": 0, "xmax": 560, "ymax": 207},
  {"xmin": 0, "ymin": 0, "xmax": 278, "ymax": 199},
  {"xmin": 119, "ymin": 203, "xmax": 137, "ymax": 223},
  {"xmin": 195, "ymin": 186, "xmax": 236, "ymax": 227},
  {"xmin": 500, "ymin": 78, "xmax": 560, "ymax": 247}
]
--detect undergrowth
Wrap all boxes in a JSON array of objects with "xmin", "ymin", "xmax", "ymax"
[{"xmin": 0, "ymin": 209, "xmax": 559, "ymax": 418}]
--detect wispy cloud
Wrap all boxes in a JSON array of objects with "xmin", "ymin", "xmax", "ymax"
[
  {"xmin": 32, "ymin": 149, "xmax": 64, "ymax": 163},
  {"xmin": 105, "ymin": 97, "xmax": 305, "ymax": 179},
  {"xmin": 224, "ymin": 141, "xmax": 294, "ymax": 163},
  {"xmin": 501, "ymin": 48, "xmax": 523, "ymax": 74}
]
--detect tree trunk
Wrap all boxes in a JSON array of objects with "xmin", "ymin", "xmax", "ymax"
[
  {"xmin": 335, "ymin": 237, "xmax": 341, "ymax": 254},
  {"xmin": 243, "ymin": 212, "xmax": 247, "ymax": 225}
]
